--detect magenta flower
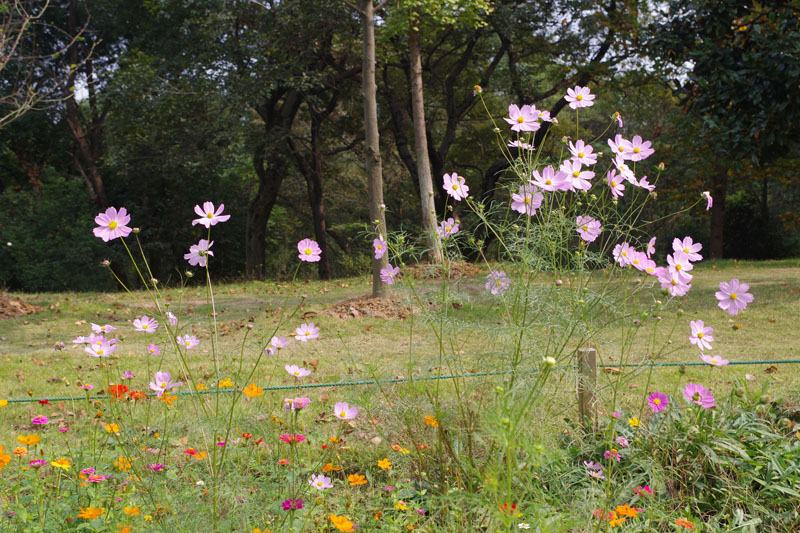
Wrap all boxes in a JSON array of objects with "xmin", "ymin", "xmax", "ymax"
[
  {"xmin": 510, "ymin": 185, "xmax": 543, "ymax": 216},
  {"xmin": 576, "ymin": 216, "xmax": 601, "ymax": 243},
  {"xmin": 192, "ymin": 202, "xmax": 230, "ymax": 228},
  {"xmin": 80, "ymin": 384, "xmax": 94, "ymax": 391},
  {"xmin": 700, "ymin": 354, "xmax": 729, "ymax": 366},
  {"xmin": 281, "ymin": 498, "xmax": 303, "ymax": 511},
  {"xmin": 373, "ymin": 237, "xmax": 387, "ymax": 259},
  {"xmin": 683, "ymin": 383, "xmax": 715, "ymax": 409},
  {"xmin": 504, "ymin": 104, "xmax": 540, "ymax": 132},
  {"xmin": 133, "ymin": 315, "xmax": 159, "ymax": 333},
  {"xmin": 309, "ymin": 474, "xmax": 334, "ymax": 491},
  {"xmin": 334, "ymin": 402, "xmax": 358, "ymax": 420},
  {"xmin": 29, "ymin": 460, "xmax": 47, "ymax": 468},
  {"xmin": 184, "ymin": 239, "xmax": 214, "ymax": 267},
  {"xmin": 442, "ymin": 172, "xmax": 469, "ymax": 201},
  {"xmin": 715, "ymin": 278, "xmax": 754, "ymax": 316},
  {"xmin": 559, "ymin": 159, "xmax": 594, "ymax": 191},
  {"xmin": 672, "ymin": 237, "xmax": 703, "ymax": 262},
  {"xmin": 177, "ymin": 335, "xmax": 199, "ymax": 349},
  {"xmin": 485, "ymin": 270, "xmax": 511, "ymax": 295},
  {"xmin": 603, "ymin": 449, "xmax": 621, "ymax": 462},
  {"xmin": 32, "ymin": 415, "xmax": 48, "ymax": 425},
  {"xmin": 285, "ymin": 365, "xmax": 311, "ymax": 378},
  {"xmin": 689, "ymin": 320, "xmax": 714, "ymax": 351},
  {"xmin": 624, "ymin": 135, "xmax": 654, "ymax": 161},
  {"xmin": 564, "ymin": 86, "xmax": 595, "ymax": 109},
  {"xmin": 703, "ymin": 191, "xmax": 713, "ymax": 210},
  {"xmin": 149, "ymin": 371, "xmax": 182, "ymax": 397},
  {"xmin": 86, "ymin": 474, "xmax": 106, "ymax": 483},
  {"xmin": 437, "ymin": 217, "xmax": 460, "ymax": 238},
  {"xmin": 147, "ymin": 344, "xmax": 161, "ymax": 355},
  {"xmin": 297, "ymin": 238, "xmax": 322, "ymax": 262},
  {"xmin": 648, "ymin": 391, "xmax": 668, "ymax": 413},
  {"xmin": 568, "ymin": 140, "xmax": 598, "ymax": 166},
  {"xmin": 93, "ymin": 207, "xmax": 132, "ymax": 242},
  {"xmin": 91, "ymin": 323, "xmax": 116, "ymax": 334},
  {"xmin": 380, "ymin": 264, "xmax": 401, "ymax": 285},
  {"xmin": 284, "ymin": 397, "xmax": 311, "ymax": 411},
  {"xmin": 294, "ymin": 322, "xmax": 319, "ymax": 342},
  {"xmin": 606, "ymin": 170, "xmax": 625, "ymax": 198},
  {"xmin": 279, "ymin": 433, "xmax": 306, "ymax": 444},
  {"xmin": 145, "ymin": 464, "xmax": 164, "ymax": 472},
  {"xmin": 271, "ymin": 336, "xmax": 290, "ymax": 349}
]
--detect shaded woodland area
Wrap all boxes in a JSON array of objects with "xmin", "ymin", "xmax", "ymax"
[{"xmin": 2, "ymin": 0, "xmax": 799, "ymax": 291}]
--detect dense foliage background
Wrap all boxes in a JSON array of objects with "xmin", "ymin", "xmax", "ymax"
[{"xmin": 1, "ymin": 0, "xmax": 799, "ymax": 291}]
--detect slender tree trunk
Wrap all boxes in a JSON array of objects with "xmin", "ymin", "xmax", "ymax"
[
  {"xmin": 710, "ymin": 165, "xmax": 728, "ymax": 259},
  {"xmin": 246, "ymin": 145, "xmax": 286, "ymax": 278},
  {"xmin": 359, "ymin": 0, "xmax": 388, "ymax": 297},
  {"xmin": 408, "ymin": 23, "xmax": 442, "ymax": 263}
]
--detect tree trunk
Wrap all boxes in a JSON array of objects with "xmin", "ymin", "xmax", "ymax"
[
  {"xmin": 246, "ymin": 144, "xmax": 286, "ymax": 278},
  {"xmin": 408, "ymin": 23, "xmax": 442, "ymax": 263},
  {"xmin": 709, "ymin": 166, "xmax": 728, "ymax": 259},
  {"xmin": 359, "ymin": 0, "xmax": 388, "ymax": 298}
]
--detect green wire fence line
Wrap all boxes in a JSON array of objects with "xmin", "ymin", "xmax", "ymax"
[{"xmin": 5, "ymin": 359, "xmax": 800, "ymax": 404}]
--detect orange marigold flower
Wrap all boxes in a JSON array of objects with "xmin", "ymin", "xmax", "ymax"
[
  {"xmin": 377, "ymin": 458, "xmax": 392, "ymax": 470},
  {"xmin": 12, "ymin": 447, "xmax": 27, "ymax": 457},
  {"xmin": 423, "ymin": 414, "xmax": 439, "ymax": 427},
  {"xmin": 77, "ymin": 507, "xmax": 104, "ymax": 520},
  {"xmin": 160, "ymin": 391, "xmax": 177, "ymax": 407},
  {"xmin": 322, "ymin": 462, "xmax": 340, "ymax": 472},
  {"xmin": 615, "ymin": 504, "xmax": 638, "ymax": 518},
  {"xmin": 114, "ymin": 456, "xmax": 133, "ymax": 471},
  {"xmin": 348, "ymin": 473, "xmax": 367, "ymax": 486},
  {"xmin": 118, "ymin": 527, "xmax": 131, "ymax": 533},
  {"xmin": 105, "ymin": 423, "xmax": 120, "ymax": 434},
  {"xmin": 242, "ymin": 383, "xmax": 263, "ymax": 398},
  {"xmin": 0, "ymin": 447, "xmax": 10, "ymax": 471},
  {"xmin": 609, "ymin": 516, "xmax": 627, "ymax": 527},
  {"xmin": 17, "ymin": 434, "xmax": 41, "ymax": 446},
  {"xmin": 329, "ymin": 514, "xmax": 355, "ymax": 532},
  {"xmin": 124, "ymin": 506, "xmax": 141, "ymax": 516},
  {"xmin": 675, "ymin": 519, "xmax": 695, "ymax": 530}
]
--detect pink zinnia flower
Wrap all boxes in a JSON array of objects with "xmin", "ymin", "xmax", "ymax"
[
  {"xmin": 531, "ymin": 165, "xmax": 570, "ymax": 191},
  {"xmin": 380, "ymin": 264, "xmax": 401, "ymax": 285},
  {"xmin": 576, "ymin": 216, "xmax": 601, "ymax": 243},
  {"xmin": 294, "ymin": 322, "xmax": 319, "ymax": 342},
  {"xmin": 133, "ymin": 315, "xmax": 159, "ymax": 333},
  {"xmin": 564, "ymin": 86, "xmax": 595, "ymax": 109},
  {"xmin": 606, "ymin": 169, "xmax": 625, "ymax": 198},
  {"xmin": 568, "ymin": 139, "xmax": 598, "ymax": 165},
  {"xmin": 604, "ymin": 448, "xmax": 621, "ymax": 462},
  {"xmin": 177, "ymin": 335, "xmax": 199, "ymax": 349},
  {"xmin": 715, "ymin": 278, "xmax": 754, "ymax": 316},
  {"xmin": 703, "ymin": 191, "xmax": 713, "ymax": 210},
  {"xmin": 689, "ymin": 320, "xmax": 714, "ymax": 351},
  {"xmin": 373, "ymin": 237, "xmax": 387, "ymax": 259},
  {"xmin": 149, "ymin": 371, "xmax": 182, "ymax": 397},
  {"xmin": 634, "ymin": 485, "xmax": 654, "ymax": 497},
  {"xmin": 510, "ymin": 185, "xmax": 543, "ymax": 216},
  {"xmin": 86, "ymin": 474, "xmax": 106, "ymax": 483},
  {"xmin": 437, "ymin": 217, "xmax": 460, "ymax": 237},
  {"xmin": 334, "ymin": 402, "xmax": 358, "ymax": 420},
  {"xmin": 504, "ymin": 104, "xmax": 540, "ymax": 132},
  {"xmin": 184, "ymin": 239, "xmax": 214, "ymax": 267},
  {"xmin": 93, "ymin": 207, "xmax": 132, "ymax": 242},
  {"xmin": 281, "ymin": 498, "xmax": 303, "ymax": 511},
  {"xmin": 442, "ymin": 173, "xmax": 469, "ymax": 201},
  {"xmin": 673, "ymin": 237, "xmax": 703, "ymax": 262},
  {"xmin": 700, "ymin": 353, "xmax": 729, "ymax": 366},
  {"xmin": 485, "ymin": 270, "xmax": 510, "ymax": 295},
  {"xmin": 32, "ymin": 415, "xmax": 48, "ymax": 425},
  {"xmin": 684, "ymin": 383, "xmax": 715, "ymax": 408},
  {"xmin": 192, "ymin": 202, "xmax": 230, "ymax": 228},
  {"xmin": 285, "ymin": 365, "xmax": 311, "ymax": 378},
  {"xmin": 297, "ymin": 238, "xmax": 322, "ymax": 262},
  {"xmin": 648, "ymin": 391, "xmax": 668, "ymax": 413},
  {"xmin": 279, "ymin": 433, "xmax": 306, "ymax": 444},
  {"xmin": 623, "ymin": 135, "xmax": 654, "ymax": 161},
  {"xmin": 560, "ymin": 159, "xmax": 594, "ymax": 191}
]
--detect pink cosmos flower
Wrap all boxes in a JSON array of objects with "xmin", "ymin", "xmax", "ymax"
[
  {"xmin": 122, "ymin": 371, "xmax": 134, "ymax": 379},
  {"xmin": 373, "ymin": 237, "xmax": 387, "ymax": 259},
  {"xmin": 560, "ymin": 159, "xmax": 594, "ymax": 191},
  {"xmin": 700, "ymin": 354, "xmax": 729, "ymax": 366},
  {"xmin": 623, "ymin": 135, "xmax": 654, "ymax": 161},
  {"xmin": 613, "ymin": 242, "xmax": 635, "ymax": 267},
  {"xmin": 442, "ymin": 173, "xmax": 469, "ymax": 201},
  {"xmin": 334, "ymin": 402, "xmax": 358, "ymax": 420},
  {"xmin": 294, "ymin": 322, "xmax": 319, "ymax": 342},
  {"xmin": 643, "ymin": 259, "xmax": 663, "ymax": 277},
  {"xmin": 608, "ymin": 134, "xmax": 629, "ymax": 159},
  {"xmin": 297, "ymin": 238, "xmax": 322, "ymax": 262},
  {"xmin": 73, "ymin": 336, "xmax": 88, "ymax": 344},
  {"xmin": 629, "ymin": 251, "xmax": 648, "ymax": 271},
  {"xmin": 309, "ymin": 474, "xmax": 334, "ymax": 490},
  {"xmin": 648, "ymin": 391, "xmax": 669, "ymax": 413},
  {"xmin": 536, "ymin": 108, "xmax": 556, "ymax": 122},
  {"xmin": 689, "ymin": 320, "xmax": 714, "ymax": 351},
  {"xmin": 588, "ymin": 469, "xmax": 605, "ymax": 480},
  {"xmin": 485, "ymin": 270, "xmax": 510, "ymax": 295},
  {"xmin": 531, "ymin": 166, "xmax": 570, "ymax": 191},
  {"xmin": 667, "ymin": 252, "xmax": 693, "ymax": 283},
  {"xmin": 637, "ymin": 175, "xmax": 656, "ymax": 191},
  {"xmin": 284, "ymin": 397, "xmax": 311, "ymax": 411},
  {"xmin": 133, "ymin": 315, "xmax": 159, "ymax": 333},
  {"xmin": 614, "ymin": 113, "xmax": 623, "ymax": 127},
  {"xmin": 646, "ymin": 237, "xmax": 656, "ymax": 258},
  {"xmin": 510, "ymin": 185, "xmax": 543, "ymax": 216},
  {"xmin": 271, "ymin": 336, "xmax": 290, "ymax": 349},
  {"xmin": 285, "ymin": 365, "xmax": 311, "ymax": 378},
  {"xmin": 584, "ymin": 461, "xmax": 603, "ymax": 471},
  {"xmin": 672, "ymin": 237, "xmax": 703, "ymax": 262},
  {"xmin": 507, "ymin": 140, "xmax": 535, "ymax": 151},
  {"xmin": 177, "ymin": 335, "xmax": 199, "ymax": 349},
  {"xmin": 91, "ymin": 323, "xmax": 116, "ymax": 334},
  {"xmin": 85, "ymin": 340, "xmax": 116, "ymax": 358},
  {"xmin": 606, "ymin": 170, "xmax": 625, "ymax": 198},
  {"xmin": 32, "ymin": 415, "xmax": 48, "ymax": 425},
  {"xmin": 81, "ymin": 384, "xmax": 94, "ymax": 391},
  {"xmin": 184, "ymin": 239, "xmax": 214, "ymax": 267},
  {"xmin": 264, "ymin": 346, "xmax": 275, "ymax": 356},
  {"xmin": 166, "ymin": 311, "xmax": 178, "ymax": 326},
  {"xmin": 715, "ymin": 278, "xmax": 754, "ymax": 316},
  {"xmin": 683, "ymin": 383, "xmax": 715, "ymax": 408},
  {"xmin": 149, "ymin": 371, "xmax": 182, "ymax": 397},
  {"xmin": 576, "ymin": 216, "xmax": 601, "ymax": 242},
  {"xmin": 703, "ymin": 191, "xmax": 713, "ymax": 210},
  {"xmin": 504, "ymin": 104, "xmax": 540, "ymax": 132},
  {"xmin": 613, "ymin": 155, "xmax": 636, "ymax": 183},
  {"xmin": 380, "ymin": 264, "xmax": 401, "ymax": 285},
  {"xmin": 568, "ymin": 140, "xmax": 598, "ymax": 166},
  {"xmin": 437, "ymin": 217, "xmax": 460, "ymax": 238},
  {"xmin": 658, "ymin": 270, "xmax": 691, "ymax": 296},
  {"xmin": 565, "ymin": 86, "xmax": 595, "ymax": 109},
  {"xmin": 147, "ymin": 344, "xmax": 161, "ymax": 355},
  {"xmin": 192, "ymin": 202, "xmax": 230, "ymax": 228},
  {"xmin": 93, "ymin": 207, "xmax": 132, "ymax": 242}
]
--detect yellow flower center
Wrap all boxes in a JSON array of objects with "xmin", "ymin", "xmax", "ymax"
[
  {"xmin": 582, "ymin": 225, "xmax": 588, "ymax": 231},
  {"xmin": 611, "ymin": 181, "xmax": 617, "ymax": 187},
  {"xmin": 517, "ymin": 116, "xmax": 525, "ymax": 123},
  {"xmin": 634, "ymin": 147, "xmax": 640, "ymax": 153},
  {"xmin": 524, "ymin": 198, "xmax": 530, "ymax": 205},
  {"xmin": 684, "ymin": 247, "xmax": 690, "ymax": 253},
  {"xmin": 576, "ymin": 94, "xmax": 583, "ymax": 101},
  {"xmin": 618, "ymin": 146, "xmax": 624, "ymax": 152},
  {"xmin": 108, "ymin": 221, "xmax": 118, "ymax": 230},
  {"xmin": 160, "ymin": 382, "xmax": 167, "ymax": 388},
  {"xmin": 676, "ymin": 264, "xmax": 682, "ymax": 270},
  {"xmin": 653, "ymin": 398, "xmax": 661, "ymax": 405},
  {"xmin": 698, "ymin": 332, "xmax": 704, "ymax": 338},
  {"xmin": 496, "ymin": 280, "xmax": 502, "ymax": 286},
  {"xmin": 730, "ymin": 293, "xmax": 737, "ymax": 300},
  {"xmin": 305, "ymin": 331, "xmax": 310, "ymax": 336},
  {"xmin": 339, "ymin": 411, "xmax": 346, "ymax": 417},
  {"xmin": 545, "ymin": 179, "xmax": 552, "ymax": 185},
  {"xmin": 304, "ymin": 248, "xmax": 312, "ymax": 255},
  {"xmin": 572, "ymin": 171, "xmax": 580, "ymax": 178},
  {"xmin": 578, "ymin": 152, "xmax": 584, "ymax": 158},
  {"xmin": 452, "ymin": 184, "xmax": 459, "ymax": 190},
  {"xmin": 294, "ymin": 371, "xmax": 300, "ymax": 376},
  {"xmin": 207, "ymin": 212, "xmax": 214, "ymax": 218},
  {"xmin": 671, "ymin": 279, "xmax": 677, "ymax": 286},
  {"xmin": 97, "ymin": 349, "xmax": 104, "ymax": 355}
]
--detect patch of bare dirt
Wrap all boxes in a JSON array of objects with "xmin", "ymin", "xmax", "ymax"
[
  {"xmin": 406, "ymin": 261, "xmax": 482, "ymax": 280},
  {"xmin": 323, "ymin": 294, "xmax": 412, "ymax": 320},
  {"xmin": 0, "ymin": 294, "xmax": 40, "ymax": 319}
]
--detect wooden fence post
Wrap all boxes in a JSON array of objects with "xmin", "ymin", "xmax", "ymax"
[{"xmin": 576, "ymin": 347, "xmax": 597, "ymax": 432}]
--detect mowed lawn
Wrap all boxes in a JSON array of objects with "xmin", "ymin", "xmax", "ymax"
[{"xmin": 1, "ymin": 258, "xmax": 799, "ymax": 441}]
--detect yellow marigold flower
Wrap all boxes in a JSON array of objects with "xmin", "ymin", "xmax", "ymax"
[
  {"xmin": 242, "ymin": 383, "xmax": 263, "ymax": 398},
  {"xmin": 196, "ymin": 383, "xmax": 209, "ymax": 391},
  {"xmin": 105, "ymin": 423, "xmax": 120, "ymax": 434},
  {"xmin": 377, "ymin": 458, "xmax": 392, "ymax": 470},
  {"xmin": 322, "ymin": 462, "xmax": 341, "ymax": 472},
  {"xmin": 0, "ymin": 447, "xmax": 10, "ymax": 471},
  {"xmin": 144, "ymin": 515, "xmax": 152, "ymax": 521},
  {"xmin": 0, "ymin": 399, "xmax": 8, "ymax": 407},
  {"xmin": 114, "ymin": 456, "xmax": 133, "ymax": 471},
  {"xmin": 77, "ymin": 507, "xmax": 104, "ymax": 520},
  {"xmin": 329, "ymin": 514, "xmax": 356, "ymax": 532},
  {"xmin": 193, "ymin": 450, "xmax": 207, "ymax": 460},
  {"xmin": 424, "ymin": 414, "xmax": 439, "ymax": 427},
  {"xmin": 124, "ymin": 506, "xmax": 141, "ymax": 516},
  {"xmin": 218, "ymin": 377, "xmax": 234, "ymax": 388},
  {"xmin": 17, "ymin": 434, "xmax": 41, "ymax": 446},
  {"xmin": 253, "ymin": 529, "xmax": 273, "ymax": 533},
  {"xmin": 348, "ymin": 473, "xmax": 367, "ymax": 486},
  {"xmin": 627, "ymin": 417, "xmax": 642, "ymax": 428},
  {"xmin": 329, "ymin": 436, "xmax": 341, "ymax": 443},
  {"xmin": 615, "ymin": 504, "xmax": 638, "ymax": 518},
  {"xmin": 394, "ymin": 500, "xmax": 408, "ymax": 511},
  {"xmin": 51, "ymin": 457, "xmax": 71, "ymax": 470},
  {"xmin": 609, "ymin": 516, "xmax": 626, "ymax": 527},
  {"xmin": 12, "ymin": 447, "xmax": 27, "ymax": 457}
]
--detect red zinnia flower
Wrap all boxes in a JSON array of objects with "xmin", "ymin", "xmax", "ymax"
[{"xmin": 107, "ymin": 384, "xmax": 129, "ymax": 400}]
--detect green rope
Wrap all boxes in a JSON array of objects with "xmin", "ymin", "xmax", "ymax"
[{"xmin": 5, "ymin": 359, "xmax": 800, "ymax": 404}]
